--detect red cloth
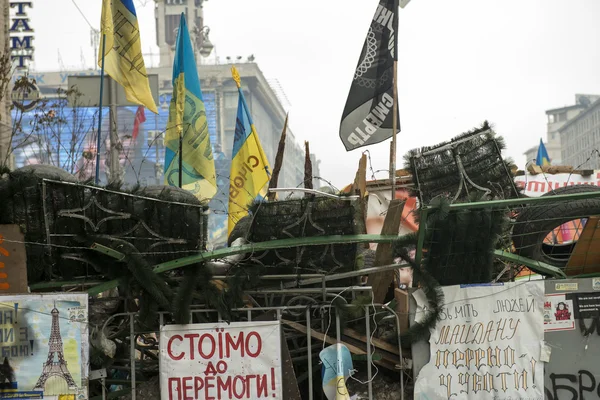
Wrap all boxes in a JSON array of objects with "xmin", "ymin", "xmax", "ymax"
[{"xmin": 132, "ymin": 106, "xmax": 146, "ymax": 140}]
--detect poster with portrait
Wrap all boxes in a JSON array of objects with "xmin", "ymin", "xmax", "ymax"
[{"xmin": 544, "ymin": 294, "xmax": 575, "ymax": 331}]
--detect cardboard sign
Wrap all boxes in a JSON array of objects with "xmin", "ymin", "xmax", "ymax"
[
  {"xmin": 414, "ymin": 281, "xmax": 545, "ymax": 399},
  {"xmin": 160, "ymin": 321, "xmax": 283, "ymax": 400},
  {"xmin": 0, "ymin": 225, "xmax": 29, "ymax": 293}
]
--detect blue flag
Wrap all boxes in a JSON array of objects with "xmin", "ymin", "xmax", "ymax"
[
  {"xmin": 536, "ymin": 139, "xmax": 551, "ymax": 166},
  {"xmin": 163, "ymin": 14, "xmax": 217, "ymax": 200}
]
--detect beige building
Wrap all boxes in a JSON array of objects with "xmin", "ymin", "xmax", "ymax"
[
  {"xmin": 524, "ymin": 94, "xmax": 600, "ymax": 166},
  {"xmin": 559, "ymin": 96, "xmax": 600, "ymax": 169}
]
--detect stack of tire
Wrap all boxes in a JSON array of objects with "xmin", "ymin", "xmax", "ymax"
[
  {"xmin": 512, "ymin": 185, "xmax": 600, "ymax": 269},
  {"xmin": 0, "ymin": 165, "xmax": 207, "ymax": 283}
]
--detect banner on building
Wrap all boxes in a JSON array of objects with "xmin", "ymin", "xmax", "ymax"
[
  {"xmin": 0, "ymin": 293, "xmax": 88, "ymax": 400},
  {"xmin": 160, "ymin": 320, "xmax": 283, "ymax": 400},
  {"xmin": 414, "ymin": 281, "xmax": 545, "ymax": 399},
  {"xmin": 514, "ymin": 171, "xmax": 600, "ymax": 197}
]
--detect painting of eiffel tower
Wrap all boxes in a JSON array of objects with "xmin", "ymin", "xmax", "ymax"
[{"xmin": 34, "ymin": 303, "xmax": 77, "ymax": 391}]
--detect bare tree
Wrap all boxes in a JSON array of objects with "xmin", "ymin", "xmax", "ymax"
[{"xmin": 7, "ymin": 79, "xmax": 99, "ymax": 177}]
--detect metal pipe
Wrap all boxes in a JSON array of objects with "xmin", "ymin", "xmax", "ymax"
[
  {"xmin": 95, "ymin": 34, "xmax": 106, "ymax": 184},
  {"xmin": 306, "ymin": 308, "xmax": 313, "ymax": 400},
  {"xmin": 282, "ymin": 262, "xmax": 410, "ymax": 288},
  {"xmin": 129, "ymin": 316, "xmax": 136, "ymax": 400},
  {"xmin": 365, "ymin": 305, "xmax": 373, "ymax": 398},
  {"xmin": 269, "ymin": 187, "xmax": 359, "ymax": 200}
]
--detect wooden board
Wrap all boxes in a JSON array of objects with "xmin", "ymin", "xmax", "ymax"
[
  {"xmin": 0, "ymin": 225, "xmax": 28, "ymax": 293},
  {"xmin": 394, "ymin": 288, "xmax": 409, "ymax": 334},
  {"xmin": 255, "ymin": 312, "xmax": 302, "ymax": 400},
  {"xmin": 281, "ymin": 320, "xmax": 400, "ymax": 371},
  {"xmin": 367, "ymin": 199, "xmax": 404, "ymax": 303},
  {"xmin": 565, "ymin": 216, "xmax": 600, "ymax": 275}
]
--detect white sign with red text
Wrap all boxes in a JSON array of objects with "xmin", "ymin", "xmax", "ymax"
[
  {"xmin": 160, "ymin": 321, "xmax": 282, "ymax": 400},
  {"xmin": 514, "ymin": 171, "xmax": 600, "ymax": 197}
]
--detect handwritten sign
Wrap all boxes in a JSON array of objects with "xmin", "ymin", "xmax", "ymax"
[
  {"xmin": 0, "ymin": 225, "xmax": 28, "ymax": 294},
  {"xmin": 160, "ymin": 321, "xmax": 283, "ymax": 400},
  {"xmin": 414, "ymin": 281, "xmax": 545, "ymax": 400}
]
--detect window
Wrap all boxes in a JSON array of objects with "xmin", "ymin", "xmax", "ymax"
[
  {"xmin": 164, "ymin": 15, "xmax": 180, "ymax": 46},
  {"xmin": 548, "ymin": 114, "xmax": 555, "ymax": 124},
  {"xmin": 558, "ymin": 113, "xmax": 567, "ymax": 122}
]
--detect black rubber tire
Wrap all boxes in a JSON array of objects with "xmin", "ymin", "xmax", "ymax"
[
  {"xmin": 140, "ymin": 185, "xmax": 203, "ymax": 205},
  {"xmin": 512, "ymin": 185, "xmax": 600, "ymax": 268},
  {"xmin": 227, "ymin": 215, "xmax": 252, "ymax": 246},
  {"xmin": 10, "ymin": 164, "xmax": 78, "ymax": 182}
]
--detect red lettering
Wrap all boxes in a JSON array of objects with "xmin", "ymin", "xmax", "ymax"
[
  {"xmin": 245, "ymin": 331, "xmax": 262, "ymax": 358},
  {"xmin": 182, "ymin": 376, "xmax": 193, "ymax": 400},
  {"xmin": 233, "ymin": 376, "xmax": 246, "ymax": 398},
  {"xmin": 169, "ymin": 377, "xmax": 182, "ymax": 400},
  {"xmin": 199, "ymin": 333, "xmax": 216, "ymax": 359},
  {"xmin": 183, "ymin": 333, "xmax": 199, "ymax": 360},
  {"xmin": 168, "ymin": 335, "xmax": 184, "ymax": 360},
  {"xmin": 216, "ymin": 360, "xmax": 228, "ymax": 374},
  {"xmin": 194, "ymin": 376, "xmax": 204, "ymax": 396},
  {"xmin": 225, "ymin": 333, "xmax": 244, "ymax": 357},
  {"xmin": 256, "ymin": 373, "xmax": 268, "ymax": 396},
  {"xmin": 217, "ymin": 376, "xmax": 232, "ymax": 397},
  {"xmin": 271, "ymin": 367, "xmax": 276, "ymax": 391},
  {"xmin": 204, "ymin": 361, "xmax": 217, "ymax": 376},
  {"xmin": 245, "ymin": 374, "xmax": 256, "ymax": 395},
  {"xmin": 205, "ymin": 376, "xmax": 215, "ymax": 400}
]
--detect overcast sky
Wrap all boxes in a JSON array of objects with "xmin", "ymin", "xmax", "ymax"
[{"xmin": 27, "ymin": 0, "xmax": 600, "ymax": 188}]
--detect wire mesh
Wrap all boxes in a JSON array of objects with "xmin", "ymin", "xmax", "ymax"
[
  {"xmin": 91, "ymin": 299, "xmax": 405, "ymax": 400},
  {"xmin": 418, "ymin": 189, "xmax": 600, "ymax": 285}
]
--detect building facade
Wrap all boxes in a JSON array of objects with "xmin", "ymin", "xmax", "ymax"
[
  {"xmin": 524, "ymin": 94, "xmax": 600, "ymax": 166},
  {"xmin": 559, "ymin": 97, "xmax": 600, "ymax": 169}
]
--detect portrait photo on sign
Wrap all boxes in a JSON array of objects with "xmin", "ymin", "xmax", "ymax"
[{"xmin": 544, "ymin": 294, "xmax": 575, "ymax": 331}]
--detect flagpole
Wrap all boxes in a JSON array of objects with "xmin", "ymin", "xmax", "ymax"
[
  {"xmin": 95, "ymin": 33, "xmax": 106, "ymax": 184},
  {"xmin": 178, "ymin": 131, "xmax": 183, "ymax": 188},
  {"xmin": 390, "ymin": 60, "xmax": 398, "ymax": 199}
]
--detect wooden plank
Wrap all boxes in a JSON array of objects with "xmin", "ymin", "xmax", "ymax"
[
  {"xmin": 0, "ymin": 225, "xmax": 29, "ymax": 293},
  {"xmin": 341, "ymin": 327, "xmax": 400, "ymax": 356},
  {"xmin": 352, "ymin": 154, "xmax": 367, "ymax": 198},
  {"xmin": 255, "ymin": 312, "xmax": 302, "ymax": 400},
  {"xmin": 281, "ymin": 320, "xmax": 399, "ymax": 371},
  {"xmin": 526, "ymin": 164, "xmax": 543, "ymax": 175},
  {"xmin": 394, "ymin": 288, "xmax": 410, "ymax": 334},
  {"xmin": 565, "ymin": 216, "xmax": 600, "ymax": 276},
  {"xmin": 367, "ymin": 199, "xmax": 405, "ymax": 303}
]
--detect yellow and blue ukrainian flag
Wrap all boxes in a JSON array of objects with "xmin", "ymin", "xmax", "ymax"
[
  {"xmin": 163, "ymin": 14, "xmax": 217, "ymax": 200},
  {"xmin": 536, "ymin": 138, "xmax": 551, "ymax": 166},
  {"xmin": 99, "ymin": 0, "xmax": 157, "ymax": 113},
  {"xmin": 228, "ymin": 66, "xmax": 271, "ymax": 235}
]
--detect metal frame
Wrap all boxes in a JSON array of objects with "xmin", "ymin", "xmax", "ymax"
[
  {"xmin": 95, "ymin": 302, "xmax": 405, "ymax": 400},
  {"xmin": 415, "ymin": 190, "xmax": 600, "ymax": 278}
]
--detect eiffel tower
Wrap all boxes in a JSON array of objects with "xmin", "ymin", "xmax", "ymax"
[{"xmin": 34, "ymin": 303, "xmax": 77, "ymax": 390}]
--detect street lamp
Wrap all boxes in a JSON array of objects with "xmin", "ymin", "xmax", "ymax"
[{"xmin": 194, "ymin": 26, "xmax": 214, "ymax": 58}]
